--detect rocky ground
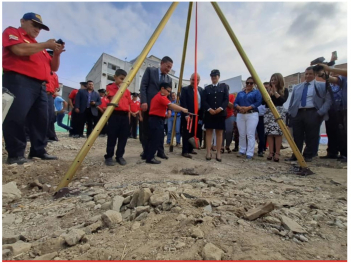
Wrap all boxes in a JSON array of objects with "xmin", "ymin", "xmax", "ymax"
[{"xmin": 2, "ymin": 133, "xmax": 347, "ymax": 261}]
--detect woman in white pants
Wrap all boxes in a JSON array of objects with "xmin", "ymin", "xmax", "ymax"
[{"xmin": 234, "ymin": 77, "xmax": 262, "ymax": 159}]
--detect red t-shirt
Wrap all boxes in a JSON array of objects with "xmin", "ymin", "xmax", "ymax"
[
  {"xmin": 149, "ymin": 92, "xmax": 171, "ymax": 117},
  {"xmin": 69, "ymin": 89, "xmax": 78, "ymax": 105},
  {"xmin": 130, "ymin": 100, "xmax": 141, "ymax": 113},
  {"xmin": 106, "ymin": 83, "xmax": 132, "ymax": 112},
  {"xmin": 226, "ymin": 94, "xmax": 235, "ymax": 118},
  {"xmin": 98, "ymin": 96, "xmax": 109, "ymax": 109},
  {"xmin": 46, "ymin": 72, "xmax": 59, "ymax": 94},
  {"xmin": 2, "ymin": 27, "xmax": 52, "ymax": 81}
]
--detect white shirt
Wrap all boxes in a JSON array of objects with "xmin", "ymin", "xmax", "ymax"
[{"xmin": 299, "ymin": 80, "xmax": 315, "ymax": 108}]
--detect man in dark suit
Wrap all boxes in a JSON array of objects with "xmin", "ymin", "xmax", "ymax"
[
  {"xmin": 286, "ymin": 67, "xmax": 332, "ymax": 162},
  {"xmin": 74, "ymin": 80, "xmax": 101, "ymax": 138},
  {"xmin": 140, "ymin": 56, "xmax": 173, "ymax": 160},
  {"xmin": 180, "ymin": 73, "xmax": 203, "ymax": 158}
]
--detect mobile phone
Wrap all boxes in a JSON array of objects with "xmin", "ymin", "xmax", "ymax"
[{"xmin": 332, "ymin": 51, "xmax": 338, "ymax": 60}]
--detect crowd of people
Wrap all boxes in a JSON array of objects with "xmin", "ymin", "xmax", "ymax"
[{"xmin": 2, "ymin": 12, "xmax": 348, "ymax": 167}]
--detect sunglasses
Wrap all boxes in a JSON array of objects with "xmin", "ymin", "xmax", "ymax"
[
  {"xmin": 31, "ymin": 21, "xmax": 43, "ymax": 30},
  {"xmin": 246, "ymin": 82, "xmax": 254, "ymax": 85}
]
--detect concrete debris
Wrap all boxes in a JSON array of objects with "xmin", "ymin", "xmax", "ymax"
[
  {"xmin": 244, "ymin": 202, "xmax": 274, "ymax": 221},
  {"xmin": 2, "ymin": 181, "xmax": 22, "ymax": 205},
  {"xmin": 101, "ymin": 210, "xmax": 122, "ymax": 228},
  {"xmin": 202, "ymin": 243, "xmax": 224, "ymax": 261},
  {"xmin": 280, "ymin": 216, "xmax": 306, "ymax": 234}
]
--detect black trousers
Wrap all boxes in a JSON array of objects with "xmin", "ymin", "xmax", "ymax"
[
  {"xmin": 325, "ymin": 109, "xmax": 347, "ymax": 157},
  {"xmin": 256, "ymin": 115, "xmax": 265, "ymax": 153},
  {"xmin": 145, "ymin": 116, "xmax": 164, "ymax": 161},
  {"xmin": 130, "ymin": 115, "xmax": 138, "ymax": 138},
  {"xmin": 97, "ymin": 111, "xmax": 108, "ymax": 135},
  {"xmin": 3, "ymin": 72, "xmax": 48, "ymax": 158},
  {"xmin": 141, "ymin": 110, "xmax": 164, "ymax": 155},
  {"xmin": 46, "ymin": 93, "xmax": 57, "ymax": 139},
  {"xmin": 105, "ymin": 112, "xmax": 129, "ymax": 159},
  {"xmin": 76, "ymin": 108, "xmax": 98, "ymax": 137},
  {"xmin": 292, "ymin": 108, "xmax": 323, "ymax": 159},
  {"xmin": 70, "ymin": 108, "xmax": 76, "ymax": 135},
  {"xmin": 181, "ymin": 117, "xmax": 203, "ymax": 154}
]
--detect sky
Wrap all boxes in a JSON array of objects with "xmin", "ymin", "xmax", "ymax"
[{"xmin": 1, "ymin": 1, "xmax": 348, "ymax": 89}]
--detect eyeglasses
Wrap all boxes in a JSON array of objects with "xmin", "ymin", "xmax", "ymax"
[{"xmin": 246, "ymin": 82, "xmax": 254, "ymax": 85}]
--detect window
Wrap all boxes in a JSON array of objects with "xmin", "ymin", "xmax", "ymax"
[
  {"xmin": 108, "ymin": 63, "xmax": 117, "ymax": 70},
  {"xmin": 107, "ymin": 74, "xmax": 114, "ymax": 82},
  {"xmin": 174, "ymin": 83, "xmax": 178, "ymax": 89}
]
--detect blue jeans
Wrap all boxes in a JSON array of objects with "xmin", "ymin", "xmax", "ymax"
[
  {"xmin": 167, "ymin": 115, "xmax": 181, "ymax": 144},
  {"xmin": 56, "ymin": 113, "xmax": 72, "ymax": 131}
]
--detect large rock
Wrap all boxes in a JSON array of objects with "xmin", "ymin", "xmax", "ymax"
[
  {"xmin": 62, "ymin": 229, "xmax": 86, "ymax": 246},
  {"xmin": 202, "ymin": 243, "xmax": 224, "ymax": 261},
  {"xmin": 101, "ymin": 210, "xmax": 122, "ymax": 228},
  {"xmin": 83, "ymin": 220, "xmax": 103, "ymax": 234},
  {"xmin": 3, "ymin": 241, "xmax": 32, "ymax": 256},
  {"xmin": 2, "ymin": 234, "xmax": 20, "ymax": 245},
  {"xmin": 33, "ymin": 252, "xmax": 58, "ymax": 260},
  {"xmin": 135, "ymin": 206, "xmax": 150, "ymax": 217},
  {"xmin": 190, "ymin": 227, "xmax": 204, "ymax": 239},
  {"xmin": 2, "ymin": 181, "xmax": 22, "ymax": 205},
  {"xmin": 129, "ymin": 190, "xmax": 140, "ymax": 208},
  {"xmin": 137, "ymin": 188, "xmax": 152, "ymax": 206},
  {"xmin": 244, "ymin": 202, "xmax": 274, "ymax": 221},
  {"xmin": 112, "ymin": 195, "xmax": 124, "ymax": 212},
  {"xmin": 94, "ymin": 193, "xmax": 108, "ymax": 202},
  {"xmin": 149, "ymin": 193, "xmax": 170, "ymax": 207},
  {"xmin": 31, "ymin": 237, "xmax": 66, "ymax": 254},
  {"xmin": 280, "ymin": 215, "xmax": 306, "ymax": 233}
]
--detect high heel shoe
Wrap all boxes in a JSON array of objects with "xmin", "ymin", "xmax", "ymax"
[
  {"xmin": 220, "ymin": 148, "xmax": 224, "ymax": 154},
  {"xmin": 267, "ymin": 152, "xmax": 274, "ymax": 161},
  {"xmin": 206, "ymin": 153, "xmax": 212, "ymax": 160},
  {"xmin": 216, "ymin": 154, "xmax": 222, "ymax": 162},
  {"xmin": 274, "ymin": 153, "xmax": 280, "ymax": 162},
  {"xmin": 225, "ymin": 147, "xmax": 232, "ymax": 153}
]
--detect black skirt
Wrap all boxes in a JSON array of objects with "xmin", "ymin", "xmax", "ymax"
[{"xmin": 204, "ymin": 112, "xmax": 226, "ymax": 130}]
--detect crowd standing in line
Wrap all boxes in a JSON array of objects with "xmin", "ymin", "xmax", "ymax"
[{"xmin": 3, "ymin": 13, "xmax": 347, "ymax": 166}]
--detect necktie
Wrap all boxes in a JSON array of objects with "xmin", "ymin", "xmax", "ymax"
[
  {"xmin": 300, "ymin": 82, "xmax": 310, "ymax": 107},
  {"xmin": 160, "ymin": 74, "xmax": 165, "ymax": 82}
]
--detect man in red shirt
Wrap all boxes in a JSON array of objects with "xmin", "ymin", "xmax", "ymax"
[
  {"xmin": 221, "ymin": 93, "xmax": 235, "ymax": 153},
  {"xmin": 2, "ymin": 12, "xmax": 64, "ymax": 164},
  {"xmin": 97, "ymin": 88, "xmax": 109, "ymax": 136},
  {"xmin": 68, "ymin": 82, "xmax": 86, "ymax": 137},
  {"xmin": 130, "ymin": 93, "xmax": 141, "ymax": 139},
  {"xmin": 145, "ymin": 82, "xmax": 188, "ymax": 164},
  {"xmin": 104, "ymin": 69, "xmax": 132, "ymax": 166},
  {"xmin": 45, "ymin": 52, "xmax": 59, "ymax": 142}
]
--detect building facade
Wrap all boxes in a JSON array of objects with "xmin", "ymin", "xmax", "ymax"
[{"xmin": 86, "ymin": 53, "xmax": 190, "ymax": 93}]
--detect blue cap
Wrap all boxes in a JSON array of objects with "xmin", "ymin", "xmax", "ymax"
[
  {"xmin": 22, "ymin": 12, "xmax": 49, "ymax": 31},
  {"xmin": 210, "ymin": 69, "xmax": 220, "ymax": 76}
]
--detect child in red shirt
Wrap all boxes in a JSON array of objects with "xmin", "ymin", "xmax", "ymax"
[
  {"xmin": 104, "ymin": 69, "xmax": 132, "ymax": 166},
  {"xmin": 145, "ymin": 82, "xmax": 188, "ymax": 164}
]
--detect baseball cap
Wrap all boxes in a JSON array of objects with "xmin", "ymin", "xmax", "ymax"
[{"xmin": 22, "ymin": 12, "xmax": 50, "ymax": 31}]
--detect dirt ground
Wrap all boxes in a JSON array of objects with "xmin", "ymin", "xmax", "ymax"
[{"xmin": 2, "ymin": 133, "xmax": 347, "ymax": 261}]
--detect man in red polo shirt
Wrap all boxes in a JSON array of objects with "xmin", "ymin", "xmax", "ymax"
[
  {"xmin": 145, "ymin": 82, "xmax": 188, "ymax": 164},
  {"xmin": 97, "ymin": 88, "xmax": 109, "ymax": 136},
  {"xmin": 104, "ymin": 69, "xmax": 132, "ymax": 166},
  {"xmin": 129, "ymin": 93, "xmax": 141, "ymax": 139},
  {"xmin": 2, "ymin": 12, "xmax": 64, "ymax": 164}
]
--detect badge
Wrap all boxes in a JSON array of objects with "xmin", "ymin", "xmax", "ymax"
[{"xmin": 9, "ymin": 34, "xmax": 18, "ymax": 40}]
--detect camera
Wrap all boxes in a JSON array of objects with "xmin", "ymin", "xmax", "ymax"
[
  {"xmin": 56, "ymin": 39, "xmax": 64, "ymax": 45},
  {"xmin": 310, "ymin": 57, "xmax": 335, "ymax": 73}
]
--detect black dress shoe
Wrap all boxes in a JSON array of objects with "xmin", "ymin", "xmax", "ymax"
[
  {"xmin": 191, "ymin": 151, "xmax": 197, "ymax": 155},
  {"xmin": 116, "ymin": 157, "xmax": 127, "ymax": 166},
  {"xmin": 157, "ymin": 153, "xmax": 168, "ymax": 160},
  {"xmin": 105, "ymin": 158, "xmax": 116, "ymax": 166},
  {"xmin": 28, "ymin": 153, "xmax": 58, "ymax": 160},
  {"xmin": 304, "ymin": 157, "xmax": 312, "ymax": 162},
  {"xmin": 7, "ymin": 156, "xmax": 28, "ymax": 165},
  {"xmin": 232, "ymin": 147, "xmax": 238, "ymax": 152},
  {"xmin": 285, "ymin": 156, "xmax": 297, "ymax": 161},
  {"xmin": 48, "ymin": 137, "xmax": 59, "ymax": 142},
  {"xmin": 258, "ymin": 152, "xmax": 264, "ymax": 157},
  {"xmin": 140, "ymin": 151, "xmax": 144, "ymax": 157},
  {"xmin": 146, "ymin": 158, "xmax": 161, "ymax": 164},
  {"xmin": 320, "ymin": 155, "xmax": 338, "ymax": 159},
  {"xmin": 182, "ymin": 153, "xmax": 192, "ymax": 159},
  {"xmin": 73, "ymin": 135, "xmax": 80, "ymax": 138}
]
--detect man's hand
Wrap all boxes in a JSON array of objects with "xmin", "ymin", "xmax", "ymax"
[
  {"xmin": 46, "ymin": 39, "xmax": 59, "ymax": 50},
  {"xmin": 139, "ymin": 116, "xmax": 143, "ymax": 122},
  {"xmin": 185, "ymin": 115, "xmax": 189, "ymax": 120},
  {"xmin": 54, "ymin": 42, "xmax": 65, "ymax": 56},
  {"xmin": 317, "ymin": 63, "xmax": 331, "ymax": 72},
  {"xmin": 182, "ymin": 108, "xmax": 189, "ymax": 114},
  {"xmin": 141, "ymin": 103, "xmax": 148, "ymax": 112},
  {"xmin": 209, "ymin": 109, "xmax": 216, "ymax": 115},
  {"xmin": 75, "ymin": 108, "xmax": 80, "ymax": 113},
  {"xmin": 59, "ymin": 110, "xmax": 65, "ymax": 114},
  {"xmin": 90, "ymin": 101, "xmax": 96, "ymax": 106}
]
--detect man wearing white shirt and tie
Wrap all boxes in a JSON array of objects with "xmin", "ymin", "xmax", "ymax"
[{"xmin": 286, "ymin": 67, "xmax": 332, "ymax": 162}]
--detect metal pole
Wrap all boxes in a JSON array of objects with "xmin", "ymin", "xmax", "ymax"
[
  {"xmin": 56, "ymin": 2, "xmax": 179, "ymax": 191},
  {"xmin": 211, "ymin": 2, "xmax": 309, "ymax": 170},
  {"xmin": 169, "ymin": 2, "xmax": 193, "ymax": 152}
]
